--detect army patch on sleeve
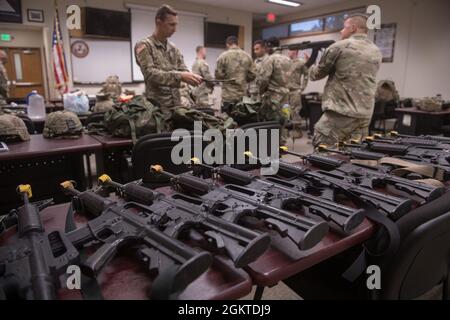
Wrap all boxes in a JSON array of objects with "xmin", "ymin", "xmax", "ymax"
[{"xmin": 135, "ymin": 44, "xmax": 145, "ymax": 55}]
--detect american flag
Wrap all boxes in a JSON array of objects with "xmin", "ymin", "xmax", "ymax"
[{"xmin": 52, "ymin": 8, "xmax": 69, "ymax": 95}]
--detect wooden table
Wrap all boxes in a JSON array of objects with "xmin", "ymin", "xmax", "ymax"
[
  {"xmin": 0, "ymin": 134, "xmax": 102, "ymax": 213},
  {"xmin": 395, "ymin": 108, "xmax": 450, "ymax": 135}
]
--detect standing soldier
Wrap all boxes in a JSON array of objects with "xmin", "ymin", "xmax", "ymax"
[
  {"xmin": 134, "ymin": 5, "xmax": 202, "ymax": 111},
  {"xmin": 215, "ymin": 36, "xmax": 256, "ymax": 114},
  {"xmin": 248, "ymin": 40, "xmax": 268, "ymax": 102},
  {"xmin": 258, "ymin": 37, "xmax": 292, "ymax": 144},
  {"xmin": 0, "ymin": 50, "xmax": 9, "ymax": 107},
  {"xmin": 191, "ymin": 46, "xmax": 214, "ymax": 108},
  {"xmin": 288, "ymin": 49, "xmax": 309, "ymax": 139},
  {"xmin": 310, "ymin": 14, "xmax": 382, "ymax": 147}
]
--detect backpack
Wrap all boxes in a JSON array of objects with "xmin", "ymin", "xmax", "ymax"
[{"xmin": 103, "ymin": 96, "xmax": 167, "ymax": 143}]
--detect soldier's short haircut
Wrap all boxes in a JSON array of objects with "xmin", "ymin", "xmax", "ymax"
[
  {"xmin": 226, "ymin": 36, "xmax": 239, "ymax": 46},
  {"xmin": 265, "ymin": 37, "xmax": 280, "ymax": 48},
  {"xmin": 155, "ymin": 4, "xmax": 178, "ymax": 22},
  {"xmin": 347, "ymin": 13, "xmax": 369, "ymax": 32},
  {"xmin": 253, "ymin": 40, "xmax": 266, "ymax": 48},
  {"xmin": 196, "ymin": 46, "xmax": 204, "ymax": 53}
]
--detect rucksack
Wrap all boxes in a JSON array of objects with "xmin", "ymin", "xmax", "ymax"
[
  {"xmin": 376, "ymin": 80, "xmax": 400, "ymax": 103},
  {"xmin": 103, "ymin": 96, "xmax": 167, "ymax": 143}
]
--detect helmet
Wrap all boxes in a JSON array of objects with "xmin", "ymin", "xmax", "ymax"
[
  {"xmin": 93, "ymin": 93, "xmax": 115, "ymax": 113},
  {"xmin": 43, "ymin": 111, "xmax": 83, "ymax": 139},
  {"xmin": 0, "ymin": 114, "xmax": 30, "ymax": 141},
  {"xmin": 100, "ymin": 75, "xmax": 122, "ymax": 98}
]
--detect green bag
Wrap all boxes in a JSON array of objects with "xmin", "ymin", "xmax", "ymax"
[
  {"xmin": 171, "ymin": 107, "xmax": 236, "ymax": 132},
  {"xmin": 104, "ymin": 96, "xmax": 167, "ymax": 143},
  {"xmin": 229, "ymin": 98, "xmax": 260, "ymax": 126}
]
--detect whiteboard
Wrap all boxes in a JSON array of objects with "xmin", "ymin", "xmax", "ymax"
[
  {"xmin": 129, "ymin": 6, "xmax": 205, "ymax": 81},
  {"xmin": 70, "ymin": 38, "xmax": 132, "ymax": 83}
]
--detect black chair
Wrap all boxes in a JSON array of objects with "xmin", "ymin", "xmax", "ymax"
[
  {"xmin": 132, "ymin": 132, "xmax": 207, "ymax": 189},
  {"xmin": 284, "ymin": 191, "xmax": 450, "ymax": 300}
]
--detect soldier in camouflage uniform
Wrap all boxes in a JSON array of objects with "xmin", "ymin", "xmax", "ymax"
[
  {"xmin": 258, "ymin": 37, "xmax": 292, "ymax": 143},
  {"xmin": 191, "ymin": 46, "xmax": 214, "ymax": 108},
  {"xmin": 134, "ymin": 5, "xmax": 236, "ymax": 131},
  {"xmin": 215, "ymin": 36, "xmax": 256, "ymax": 114},
  {"xmin": 248, "ymin": 40, "xmax": 269, "ymax": 102},
  {"xmin": 0, "ymin": 50, "xmax": 9, "ymax": 107},
  {"xmin": 310, "ymin": 14, "xmax": 382, "ymax": 147},
  {"xmin": 288, "ymin": 49, "xmax": 309, "ymax": 139},
  {"xmin": 134, "ymin": 5, "xmax": 203, "ymax": 112}
]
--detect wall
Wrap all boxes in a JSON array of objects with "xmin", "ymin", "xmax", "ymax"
[
  {"xmin": 256, "ymin": 0, "xmax": 450, "ymax": 99},
  {"xmin": 1, "ymin": 0, "xmax": 253, "ymax": 99}
]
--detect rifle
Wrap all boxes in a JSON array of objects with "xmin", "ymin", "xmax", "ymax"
[
  {"xmin": 203, "ymin": 78, "xmax": 236, "ymax": 84},
  {"xmin": 151, "ymin": 165, "xmax": 329, "ymax": 251},
  {"xmin": 60, "ymin": 181, "xmax": 213, "ymax": 297},
  {"xmin": 368, "ymin": 134, "xmax": 449, "ymax": 149},
  {"xmin": 0, "ymin": 185, "xmax": 78, "ymax": 300},
  {"xmin": 344, "ymin": 140, "xmax": 450, "ymax": 169},
  {"xmin": 190, "ymin": 158, "xmax": 365, "ymax": 235},
  {"xmin": 390, "ymin": 131, "xmax": 450, "ymax": 144},
  {"xmin": 280, "ymin": 40, "xmax": 335, "ymax": 68},
  {"xmin": 298, "ymin": 146, "xmax": 445, "ymax": 204},
  {"xmin": 96, "ymin": 174, "xmax": 271, "ymax": 268},
  {"xmin": 267, "ymin": 148, "xmax": 413, "ymax": 220}
]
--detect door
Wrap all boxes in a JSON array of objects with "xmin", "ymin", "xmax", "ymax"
[{"xmin": 1, "ymin": 47, "xmax": 46, "ymax": 99}]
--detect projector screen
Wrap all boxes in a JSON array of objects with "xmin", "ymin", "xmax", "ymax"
[{"xmin": 128, "ymin": 4, "xmax": 205, "ymax": 81}]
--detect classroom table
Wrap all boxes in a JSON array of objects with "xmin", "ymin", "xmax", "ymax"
[
  {"xmin": 0, "ymin": 134, "xmax": 102, "ymax": 213},
  {"xmin": 395, "ymin": 108, "xmax": 450, "ymax": 135},
  {"xmin": 0, "ymin": 202, "xmax": 253, "ymax": 300},
  {"xmin": 90, "ymin": 134, "xmax": 134, "ymax": 183}
]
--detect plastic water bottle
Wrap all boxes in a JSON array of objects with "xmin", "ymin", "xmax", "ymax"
[{"xmin": 27, "ymin": 91, "xmax": 46, "ymax": 121}]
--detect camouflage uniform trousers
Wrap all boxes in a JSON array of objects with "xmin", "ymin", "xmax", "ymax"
[
  {"xmin": 312, "ymin": 110, "xmax": 371, "ymax": 148},
  {"xmin": 260, "ymin": 92, "xmax": 289, "ymax": 145},
  {"xmin": 289, "ymin": 90, "xmax": 303, "ymax": 139}
]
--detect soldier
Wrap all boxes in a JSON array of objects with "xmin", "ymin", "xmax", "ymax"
[
  {"xmin": 134, "ymin": 5, "xmax": 202, "ymax": 112},
  {"xmin": 310, "ymin": 14, "xmax": 382, "ymax": 147},
  {"xmin": 258, "ymin": 37, "xmax": 292, "ymax": 144},
  {"xmin": 0, "ymin": 50, "xmax": 9, "ymax": 107},
  {"xmin": 215, "ymin": 36, "xmax": 256, "ymax": 114},
  {"xmin": 191, "ymin": 46, "xmax": 213, "ymax": 108},
  {"xmin": 288, "ymin": 49, "xmax": 309, "ymax": 139},
  {"xmin": 248, "ymin": 40, "xmax": 268, "ymax": 102}
]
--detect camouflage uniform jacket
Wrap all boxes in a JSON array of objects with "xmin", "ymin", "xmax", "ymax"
[
  {"xmin": 289, "ymin": 57, "xmax": 309, "ymax": 93},
  {"xmin": 258, "ymin": 49, "xmax": 291, "ymax": 101},
  {"xmin": 135, "ymin": 35, "xmax": 189, "ymax": 109},
  {"xmin": 248, "ymin": 54, "xmax": 269, "ymax": 97},
  {"xmin": 0, "ymin": 62, "xmax": 9, "ymax": 105},
  {"xmin": 192, "ymin": 58, "xmax": 213, "ymax": 107},
  {"xmin": 309, "ymin": 33, "xmax": 382, "ymax": 119},
  {"xmin": 215, "ymin": 47, "xmax": 256, "ymax": 103}
]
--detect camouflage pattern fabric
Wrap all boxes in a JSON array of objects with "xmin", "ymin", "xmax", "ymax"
[
  {"xmin": 0, "ymin": 62, "xmax": 8, "ymax": 106},
  {"xmin": 215, "ymin": 47, "xmax": 256, "ymax": 104},
  {"xmin": 310, "ymin": 33, "xmax": 382, "ymax": 119},
  {"xmin": 376, "ymin": 80, "xmax": 400, "ymax": 103},
  {"xmin": 43, "ymin": 111, "xmax": 83, "ymax": 139},
  {"xmin": 135, "ymin": 35, "xmax": 189, "ymax": 110},
  {"xmin": 0, "ymin": 114, "xmax": 30, "ymax": 141},
  {"xmin": 99, "ymin": 75, "xmax": 122, "ymax": 99},
  {"xmin": 191, "ymin": 58, "xmax": 213, "ymax": 108}
]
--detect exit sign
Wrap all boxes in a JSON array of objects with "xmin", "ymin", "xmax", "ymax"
[{"xmin": 1, "ymin": 34, "xmax": 12, "ymax": 41}]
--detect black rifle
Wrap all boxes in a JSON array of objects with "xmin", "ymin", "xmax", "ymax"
[
  {"xmin": 151, "ymin": 165, "xmax": 329, "ymax": 251},
  {"xmin": 60, "ymin": 181, "xmax": 213, "ymax": 297},
  {"xmin": 280, "ymin": 40, "xmax": 335, "ymax": 68},
  {"xmin": 0, "ymin": 185, "xmax": 78, "ymax": 300},
  {"xmin": 344, "ymin": 140, "xmax": 450, "ymax": 171},
  {"xmin": 368, "ymin": 134, "xmax": 450, "ymax": 149},
  {"xmin": 96, "ymin": 174, "xmax": 271, "ymax": 268},
  {"xmin": 263, "ymin": 149, "xmax": 412, "ymax": 220},
  {"xmin": 190, "ymin": 160, "xmax": 365, "ymax": 235},
  {"xmin": 390, "ymin": 131, "xmax": 450, "ymax": 144},
  {"xmin": 309, "ymin": 146, "xmax": 445, "ymax": 204}
]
